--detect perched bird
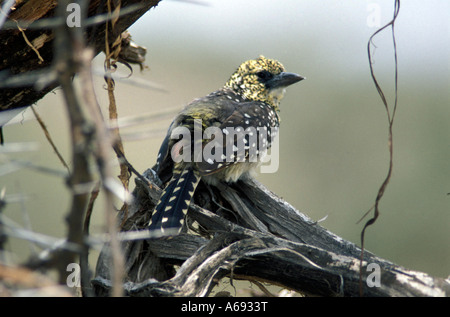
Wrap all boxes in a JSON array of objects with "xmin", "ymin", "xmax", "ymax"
[{"xmin": 149, "ymin": 56, "xmax": 304, "ymax": 236}]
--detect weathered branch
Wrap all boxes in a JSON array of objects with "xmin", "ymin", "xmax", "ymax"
[
  {"xmin": 93, "ymin": 169, "xmax": 450, "ymax": 297},
  {"xmin": 0, "ymin": 0, "xmax": 161, "ymax": 112},
  {"xmin": 52, "ymin": 0, "xmax": 92, "ymax": 285}
]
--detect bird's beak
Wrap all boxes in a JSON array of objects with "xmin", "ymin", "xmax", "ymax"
[{"xmin": 267, "ymin": 72, "xmax": 305, "ymax": 89}]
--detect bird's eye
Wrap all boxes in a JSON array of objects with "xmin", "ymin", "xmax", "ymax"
[{"xmin": 256, "ymin": 71, "xmax": 273, "ymax": 81}]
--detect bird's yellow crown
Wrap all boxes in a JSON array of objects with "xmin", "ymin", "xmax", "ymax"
[{"xmin": 224, "ymin": 56, "xmax": 286, "ymax": 110}]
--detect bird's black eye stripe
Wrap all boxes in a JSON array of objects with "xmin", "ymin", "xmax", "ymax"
[{"xmin": 256, "ymin": 70, "xmax": 273, "ymax": 81}]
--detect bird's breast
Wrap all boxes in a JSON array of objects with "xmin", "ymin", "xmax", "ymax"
[{"xmin": 202, "ymin": 161, "xmax": 262, "ymax": 185}]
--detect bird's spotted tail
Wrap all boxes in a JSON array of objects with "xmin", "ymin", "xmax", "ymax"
[{"xmin": 149, "ymin": 166, "xmax": 200, "ymax": 236}]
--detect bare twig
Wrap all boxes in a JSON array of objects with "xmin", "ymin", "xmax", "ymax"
[
  {"xmin": 14, "ymin": 21, "xmax": 44, "ymax": 63},
  {"xmin": 103, "ymin": 1, "xmax": 132, "ymax": 228},
  {"xmin": 360, "ymin": 0, "xmax": 401, "ymax": 296},
  {"xmin": 53, "ymin": 0, "xmax": 93, "ymax": 288},
  {"xmin": 78, "ymin": 41, "xmax": 126, "ymax": 298},
  {"xmin": 30, "ymin": 105, "xmax": 70, "ymax": 174}
]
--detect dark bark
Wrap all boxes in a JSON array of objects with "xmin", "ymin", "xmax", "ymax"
[
  {"xmin": 0, "ymin": 0, "xmax": 161, "ymax": 112},
  {"xmin": 92, "ymin": 169, "xmax": 450, "ymax": 297}
]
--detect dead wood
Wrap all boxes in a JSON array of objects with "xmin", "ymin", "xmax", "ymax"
[{"xmin": 92, "ymin": 169, "xmax": 450, "ymax": 297}]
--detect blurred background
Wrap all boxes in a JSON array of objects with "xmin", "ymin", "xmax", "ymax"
[{"xmin": 2, "ymin": 0, "xmax": 449, "ymax": 282}]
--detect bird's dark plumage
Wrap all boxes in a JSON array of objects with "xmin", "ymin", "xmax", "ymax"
[{"xmin": 149, "ymin": 56, "xmax": 304, "ymax": 236}]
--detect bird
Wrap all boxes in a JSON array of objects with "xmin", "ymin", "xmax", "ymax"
[{"xmin": 148, "ymin": 56, "xmax": 304, "ymax": 236}]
